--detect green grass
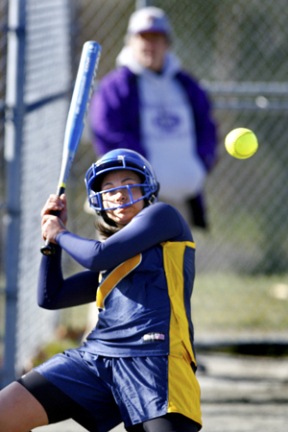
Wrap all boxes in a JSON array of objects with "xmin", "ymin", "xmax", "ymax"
[
  {"xmin": 29, "ymin": 272, "xmax": 288, "ymax": 363},
  {"xmin": 30, "ymin": 337, "xmax": 79, "ymax": 367},
  {"xmin": 1, "ymin": 271, "xmax": 288, "ymax": 367},
  {"xmin": 192, "ymin": 272, "xmax": 288, "ymax": 336}
]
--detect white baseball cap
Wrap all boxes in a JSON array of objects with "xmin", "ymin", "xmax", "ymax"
[{"xmin": 127, "ymin": 7, "xmax": 172, "ymax": 39}]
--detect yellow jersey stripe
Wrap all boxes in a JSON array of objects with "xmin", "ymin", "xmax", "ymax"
[{"xmin": 96, "ymin": 254, "xmax": 142, "ymax": 309}]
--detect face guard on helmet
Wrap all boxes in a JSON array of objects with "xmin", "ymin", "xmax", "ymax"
[{"xmin": 85, "ymin": 149, "xmax": 160, "ymax": 214}]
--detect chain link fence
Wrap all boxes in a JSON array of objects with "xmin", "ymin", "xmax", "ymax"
[
  {"xmin": 70, "ymin": 0, "xmax": 288, "ymax": 343},
  {"xmin": 1, "ymin": 0, "xmax": 288, "ymax": 386},
  {"xmin": 0, "ymin": 0, "xmax": 74, "ymax": 385}
]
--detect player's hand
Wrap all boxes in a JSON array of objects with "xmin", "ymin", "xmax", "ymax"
[
  {"xmin": 41, "ymin": 194, "xmax": 68, "ymax": 243},
  {"xmin": 41, "ymin": 194, "xmax": 68, "ymax": 223}
]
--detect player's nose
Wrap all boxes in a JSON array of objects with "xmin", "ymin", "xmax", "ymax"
[{"xmin": 114, "ymin": 187, "xmax": 128, "ymax": 201}]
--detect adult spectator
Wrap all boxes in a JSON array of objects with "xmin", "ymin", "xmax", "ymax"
[{"xmin": 90, "ymin": 6, "xmax": 218, "ymax": 229}]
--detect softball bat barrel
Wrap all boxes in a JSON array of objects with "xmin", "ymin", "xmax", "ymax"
[{"xmin": 41, "ymin": 41, "xmax": 102, "ymax": 256}]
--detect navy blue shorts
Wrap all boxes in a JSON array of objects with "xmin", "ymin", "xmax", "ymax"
[{"xmin": 19, "ymin": 349, "xmax": 201, "ymax": 431}]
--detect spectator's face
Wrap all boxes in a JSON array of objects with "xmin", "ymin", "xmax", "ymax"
[{"xmin": 129, "ymin": 32, "xmax": 169, "ymax": 72}]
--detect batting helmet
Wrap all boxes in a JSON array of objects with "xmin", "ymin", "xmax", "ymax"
[{"xmin": 85, "ymin": 149, "xmax": 160, "ymax": 213}]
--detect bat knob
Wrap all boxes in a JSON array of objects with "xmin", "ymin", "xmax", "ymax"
[{"xmin": 40, "ymin": 242, "xmax": 57, "ymax": 256}]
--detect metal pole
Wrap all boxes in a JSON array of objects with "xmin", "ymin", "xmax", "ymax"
[
  {"xmin": 1, "ymin": 0, "xmax": 26, "ymax": 387},
  {"xmin": 135, "ymin": 0, "xmax": 154, "ymax": 10}
]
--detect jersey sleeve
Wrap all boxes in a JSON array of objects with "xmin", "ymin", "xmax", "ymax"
[
  {"xmin": 56, "ymin": 202, "xmax": 192, "ymax": 272},
  {"xmin": 37, "ymin": 247, "xmax": 98, "ymax": 310}
]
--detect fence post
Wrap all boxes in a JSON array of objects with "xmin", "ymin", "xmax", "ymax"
[
  {"xmin": 1, "ymin": 0, "xmax": 26, "ymax": 387},
  {"xmin": 135, "ymin": 0, "xmax": 154, "ymax": 9}
]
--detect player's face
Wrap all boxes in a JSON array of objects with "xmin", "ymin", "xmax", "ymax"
[
  {"xmin": 129, "ymin": 32, "xmax": 169, "ymax": 72},
  {"xmin": 101, "ymin": 170, "xmax": 145, "ymax": 226}
]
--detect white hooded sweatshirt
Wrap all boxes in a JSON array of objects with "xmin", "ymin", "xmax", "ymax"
[{"xmin": 116, "ymin": 46, "xmax": 206, "ymax": 201}]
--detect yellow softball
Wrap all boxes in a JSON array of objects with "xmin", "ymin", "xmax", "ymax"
[{"xmin": 225, "ymin": 128, "xmax": 258, "ymax": 159}]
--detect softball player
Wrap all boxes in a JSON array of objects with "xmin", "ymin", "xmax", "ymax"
[{"xmin": 0, "ymin": 149, "xmax": 202, "ymax": 432}]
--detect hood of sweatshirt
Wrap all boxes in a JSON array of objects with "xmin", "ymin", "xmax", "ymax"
[{"xmin": 116, "ymin": 45, "xmax": 181, "ymax": 77}]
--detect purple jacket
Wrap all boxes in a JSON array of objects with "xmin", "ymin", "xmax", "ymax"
[{"xmin": 89, "ymin": 66, "xmax": 218, "ymax": 172}]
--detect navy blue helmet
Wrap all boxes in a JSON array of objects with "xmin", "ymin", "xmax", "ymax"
[{"xmin": 85, "ymin": 149, "xmax": 160, "ymax": 213}]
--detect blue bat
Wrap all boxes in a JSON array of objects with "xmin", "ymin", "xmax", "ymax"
[{"xmin": 41, "ymin": 41, "xmax": 102, "ymax": 255}]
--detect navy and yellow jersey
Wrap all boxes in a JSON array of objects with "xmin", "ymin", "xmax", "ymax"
[{"xmin": 38, "ymin": 202, "xmax": 197, "ymax": 365}]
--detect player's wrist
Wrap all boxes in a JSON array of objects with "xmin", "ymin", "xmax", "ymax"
[{"xmin": 55, "ymin": 230, "xmax": 69, "ymax": 243}]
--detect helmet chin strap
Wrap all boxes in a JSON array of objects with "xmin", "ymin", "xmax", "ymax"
[{"xmin": 148, "ymin": 194, "xmax": 158, "ymax": 205}]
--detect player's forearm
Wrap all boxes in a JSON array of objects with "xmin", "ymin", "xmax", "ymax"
[
  {"xmin": 55, "ymin": 230, "xmax": 124, "ymax": 271},
  {"xmin": 55, "ymin": 204, "xmax": 189, "ymax": 272},
  {"xmin": 37, "ymin": 250, "xmax": 97, "ymax": 309},
  {"xmin": 37, "ymin": 249, "xmax": 64, "ymax": 309}
]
